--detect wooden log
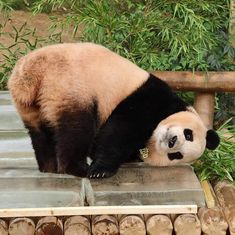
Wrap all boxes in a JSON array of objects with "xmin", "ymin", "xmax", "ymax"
[
  {"xmin": 119, "ymin": 215, "xmax": 146, "ymax": 235},
  {"xmin": 0, "ymin": 219, "xmax": 8, "ymax": 235},
  {"xmin": 174, "ymin": 214, "xmax": 201, "ymax": 235},
  {"xmin": 214, "ymin": 181, "xmax": 235, "ymax": 235},
  {"xmin": 92, "ymin": 215, "xmax": 118, "ymax": 235},
  {"xmin": 199, "ymin": 181, "xmax": 228, "ymax": 235},
  {"xmin": 193, "ymin": 92, "xmax": 215, "ymax": 129},
  {"xmin": 145, "ymin": 214, "xmax": 173, "ymax": 235},
  {"xmin": 198, "ymin": 207, "xmax": 228, "ymax": 235},
  {"xmin": 64, "ymin": 216, "xmax": 91, "ymax": 235},
  {"xmin": 9, "ymin": 217, "xmax": 35, "ymax": 235},
  {"xmin": 35, "ymin": 216, "xmax": 63, "ymax": 235},
  {"xmin": 152, "ymin": 71, "xmax": 235, "ymax": 92}
]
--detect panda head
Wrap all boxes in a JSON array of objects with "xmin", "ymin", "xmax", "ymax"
[{"xmin": 143, "ymin": 107, "xmax": 220, "ymax": 166}]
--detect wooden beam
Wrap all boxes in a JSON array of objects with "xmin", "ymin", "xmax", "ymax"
[
  {"xmin": 0, "ymin": 205, "xmax": 197, "ymax": 218},
  {"xmin": 151, "ymin": 71, "xmax": 235, "ymax": 92}
]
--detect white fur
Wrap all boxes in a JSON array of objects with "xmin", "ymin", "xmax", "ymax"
[{"xmin": 144, "ymin": 108, "xmax": 207, "ymax": 166}]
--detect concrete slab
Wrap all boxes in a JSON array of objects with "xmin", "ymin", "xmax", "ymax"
[
  {"xmin": 0, "ymin": 169, "xmax": 85, "ymax": 208},
  {"xmin": 0, "ymin": 131, "xmax": 36, "ymax": 168},
  {"xmin": 87, "ymin": 164, "xmax": 205, "ymax": 207},
  {"xmin": 0, "ymin": 105, "xmax": 25, "ymax": 130},
  {"xmin": 0, "ymin": 91, "xmax": 12, "ymax": 105},
  {"xmin": 0, "ymin": 91, "xmax": 205, "ymax": 210}
]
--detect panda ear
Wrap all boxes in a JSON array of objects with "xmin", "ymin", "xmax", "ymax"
[{"xmin": 206, "ymin": 129, "xmax": 220, "ymax": 150}]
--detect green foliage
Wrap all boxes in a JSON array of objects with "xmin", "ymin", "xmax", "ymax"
[
  {"xmin": 0, "ymin": 0, "xmax": 13, "ymax": 12},
  {"xmin": 0, "ymin": 0, "xmax": 35, "ymax": 11},
  {"xmin": 31, "ymin": 0, "xmax": 235, "ymax": 71},
  {"xmin": 193, "ymin": 119, "xmax": 235, "ymax": 183},
  {"xmin": 215, "ymin": 93, "xmax": 235, "ymax": 126},
  {"xmin": 0, "ymin": 20, "xmax": 62, "ymax": 90}
]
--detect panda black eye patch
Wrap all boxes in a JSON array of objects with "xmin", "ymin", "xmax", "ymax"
[{"xmin": 184, "ymin": 128, "xmax": 193, "ymax": 141}]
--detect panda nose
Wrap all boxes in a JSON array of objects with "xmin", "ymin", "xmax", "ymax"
[{"xmin": 168, "ymin": 136, "xmax": 177, "ymax": 148}]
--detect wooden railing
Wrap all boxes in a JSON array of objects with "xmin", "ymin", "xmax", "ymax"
[{"xmin": 152, "ymin": 71, "xmax": 235, "ymax": 128}]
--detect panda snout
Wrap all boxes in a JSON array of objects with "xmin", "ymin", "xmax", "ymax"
[{"xmin": 168, "ymin": 135, "xmax": 177, "ymax": 148}]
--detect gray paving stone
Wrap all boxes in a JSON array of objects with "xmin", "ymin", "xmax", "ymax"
[
  {"xmin": 0, "ymin": 105, "xmax": 25, "ymax": 130},
  {"xmin": 0, "ymin": 91, "xmax": 12, "ymax": 105},
  {"xmin": 0, "ymin": 131, "xmax": 36, "ymax": 168},
  {"xmin": 87, "ymin": 164, "xmax": 205, "ymax": 207},
  {"xmin": 0, "ymin": 168, "xmax": 85, "ymax": 208},
  {"xmin": 0, "ymin": 92, "xmax": 205, "ymax": 209}
]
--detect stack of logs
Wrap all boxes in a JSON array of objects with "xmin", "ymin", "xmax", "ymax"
[{"xmin": 0, "ymin": 180, "xmax": 233, "ymax": 235}]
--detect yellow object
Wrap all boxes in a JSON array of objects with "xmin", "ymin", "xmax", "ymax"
[{"xmin": 201, "ymin": 180, "xmax": 216, "ymax": 208}]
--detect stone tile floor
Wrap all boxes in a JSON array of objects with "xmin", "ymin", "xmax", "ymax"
[{"xmin": 0, "ymin": 91, "xmax": 205, "ymax": 210}]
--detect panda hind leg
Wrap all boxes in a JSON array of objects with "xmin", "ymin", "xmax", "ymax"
[
  {"xmin": 26, "ymin": 122, "xmax": 57, "ymax": 173},
  {"xmin": 55, "ymin": 105, "xmax": 98, "ymax": 177}
]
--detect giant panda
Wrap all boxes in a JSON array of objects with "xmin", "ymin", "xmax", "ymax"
[
  {"xmin": 142, "ymin": 107, "xmax": 218, "ymax": 166},
  {"xmin": 8, "ymin": 42, "xmax": 220, "ymax": 178}
]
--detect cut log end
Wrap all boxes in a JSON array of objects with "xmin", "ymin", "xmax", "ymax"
[
  {"xmin": 174, "ymin": 214, "xmax": 201, "ymax": 235},
  {"xmin": 119, "ymin": 215, "xmax": 146, "ymax": 235}
]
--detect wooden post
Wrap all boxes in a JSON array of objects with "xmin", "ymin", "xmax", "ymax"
[
  {"xmin": 229, "ymin": 0, "xmax": 235, "ymax": 47},
  {"xmin": 145, "ymin": 214, "xmax": 173, "ymax": 235},
  {"xmin": 119, "ymin": 215, "xmax": 146, "ymax": 235},
  {"xmin": 9, "ymin": 218, "xmax": 35, "ymax": 235},
  {"xmin": 214, "ymin": 181, "xmax": 235, "ymax": 235},
  {"xmin": 92, "ymin": 215, "xmax": 118, "ymax": 235},
  {"xmin": 35, "ymin": 217, "xmax": 63, "ymax": 235},
  {"xmin": 174, "ymin": 214, "xmax": 201, "ymax": 235},
  {"xmin": 193, "ymin": 92, "xmax": 215, "ymax": 129},
  {"xmin": 64, "ymin": 216, "xmax": 91, "ymax": 235},
  {"xmin": 0, "ymin": 219, "xmax": 8, "ymax": 235}
]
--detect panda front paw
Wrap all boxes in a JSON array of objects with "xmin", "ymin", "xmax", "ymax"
[{"xmin": 87, "ymin": 161, "xmax": 118, "ymax": 179}]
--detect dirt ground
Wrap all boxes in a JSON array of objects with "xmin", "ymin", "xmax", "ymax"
[{"xmin": 0, "ymin": 10, "xmax": 75, "ymax": 59}]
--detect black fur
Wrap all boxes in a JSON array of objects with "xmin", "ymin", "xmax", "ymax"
[
  {"xmin": 27, "ymin": 102, "xmax": 98, "ymax": 177},
  {"xmin": 55, "ymin": 102, "xmax": 98, "ymax": 177},
  {"xmin": 168, "ymin": 152, "xmax": 184, "ymax": 161},
  {"xmin": 206, "ymin": 129, "xmax": 220, "ymax": 150},
  {"xmin": 184, "ymin": 128, "xmax": 193, "ymax": 141},
  {"xmin": 88, "ymin": 74, "xmax": 187, "ymax": 178},
  {"xmin": 26, "ymin": 122, "xmax": 57, "ymax": 173}
]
